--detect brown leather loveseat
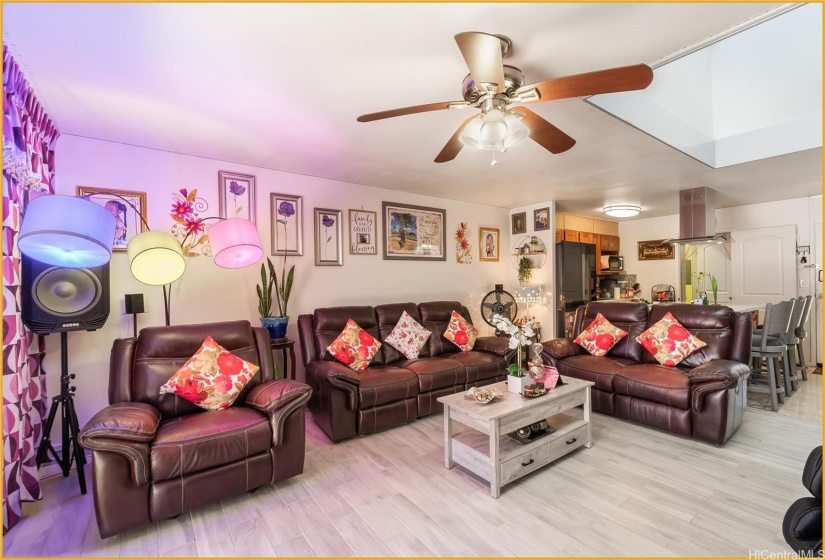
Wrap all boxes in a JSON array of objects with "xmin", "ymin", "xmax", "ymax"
[
  {"xmin": 298, "ymin": 301, "xmax": 512, "ymax": 442},
  {"xmin": 541, "ymin": 302, "xmax": 752, "ymax": 445},
  {"xmin": 78, "ymin": 320, "xmax": 312, "ymax": 538}
]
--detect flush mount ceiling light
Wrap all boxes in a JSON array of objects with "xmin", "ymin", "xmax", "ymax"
[{"xmin": 603, "ymin": 205, "xmax": 641, "ymax": 218}]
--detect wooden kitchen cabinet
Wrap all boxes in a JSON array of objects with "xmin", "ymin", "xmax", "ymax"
[
  {"xmin": 600, "ymin": 235, "xmax": 620, "ymax": 252},
  {"xmin": 555, "ymin": 229, "xmax": 563, "ymax": 243},
  {"xmin": 578, "ymin": 232, "xmax": 596, "ymax": 244},
  {"xmin": 564, "ymin": 230, "xmax": 579, "ymax": 242}
]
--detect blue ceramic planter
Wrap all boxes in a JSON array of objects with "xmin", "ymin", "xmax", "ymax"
[{"xmin": 261, "ymin": 316, "xmax": 289, "ymax": 340}]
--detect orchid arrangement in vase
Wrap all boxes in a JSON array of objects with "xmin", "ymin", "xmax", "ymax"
[{"xmin": 492, "ymin": 313, "xmax": 535, "ymax": 377}]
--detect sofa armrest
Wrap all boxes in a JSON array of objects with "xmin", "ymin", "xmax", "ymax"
[
  {"xmin": 306, "ymin": 360, "xmax": 360, "ymax": 410},
  {"xmin": 473, "ymin": 336, "xmax": 515, "ymax": 357},
  {"xmin": 540, "ymin": 338, "xmax": 583, "ymax": 360},
  {"xmin": 78, "ymin": 402, "xmax": 160, "ymax": 486},
  {"xmin": 686, "ymin": 360, "xmax": 751, "ymax": 412},
  {"xmin": 247, "ymin": 379, "xmax": 312, "ymax": 446}
]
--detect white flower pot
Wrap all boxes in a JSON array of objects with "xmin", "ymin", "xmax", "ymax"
[{"xmin": 507, "ymin": 375, "xmax": 531, "ymax": 394}]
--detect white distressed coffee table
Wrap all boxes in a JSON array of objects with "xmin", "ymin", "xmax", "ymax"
[{"xmin": 438, "ymin": 377, "xmax": 593, "ymax": 498}]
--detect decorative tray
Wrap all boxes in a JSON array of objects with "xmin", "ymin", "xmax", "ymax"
[
  {"xmin": 465, "ymin": 386, "xmax": 502, "ymax": 404},
  {"xmin": 521, "ymin": 386, "xmax": 548, "ymax": 398}
]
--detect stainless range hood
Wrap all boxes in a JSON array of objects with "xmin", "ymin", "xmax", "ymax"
[{"xmin": 663, "ymin": 187, "xmax": 727, "ymax": 245}]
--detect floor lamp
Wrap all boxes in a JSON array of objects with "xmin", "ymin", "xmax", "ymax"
[{"xmin": 18, "ymin": 195, "xmax": 117, "ymax": 494}]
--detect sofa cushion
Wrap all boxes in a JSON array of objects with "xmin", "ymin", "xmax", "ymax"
[
  {"xmin": 574, "ymin": 302, "xmax": 649, "ymax": 362},
  {"xmin": 313, "ymin": 306, "xmax": 385, "ymax": 365},
  {"xmin": 397, "ymin": 357, "xmax": 465, "ymax": 392},
  {"xmin": 613, "ymin": 364, "xmax": 691, "ymax": 410},
  {"xmin": 645, "ymin": 304, "xmax": 735, "ymax": 369},
  {"xmin": 150, "ymin": 407, "xmax": 271, "ymax": 482},
  {"xmin": 357, "ymin": 366, "xmax": 420, "ymax": 409},
  {"xmin": 444, "ymin": 310, "xmax": 479, "ymax": 352},
  {"xmin": 159, "ymin": 336, "xmax": 260, "ymax": 411},
  {"xmin": 555, "ymin": 354, "xmax": 633, "ymax": 392},
  {"xmin": 375, "ymin": 303, "xmax": 429, "ymax": 362},
  {"xmin": 638, "ymin": 312, "xmax": 706, "ymax": 366},
  {"xmin": 575, "ymin": 313, "xmax": 628, "ymax": 357},
  {"xmin": 419, "ymin": 301, "xmax": 472, "ymax": 357},
  {"xmin": 384, "ymin": 311, "xmax": 432, "ymax": 360},
  {"xmin": 443, "ymin": 351, "xmax": 506, "ymax": 385},
  {"xmin": 327, "ymin": 319, "xmax": 382, "ymax": 372}
]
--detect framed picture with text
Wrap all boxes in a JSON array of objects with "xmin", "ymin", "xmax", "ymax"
[
  {"xmin": 348, "ymin": 209, "xmax": 377, "ymax": 255},
  {"xmin": 638, "ymin": 239, "xmax": 675, "ymax": 260},
  {"xmin": 382, "ymin": 202, "xmax": 446, "ymax": 261}
]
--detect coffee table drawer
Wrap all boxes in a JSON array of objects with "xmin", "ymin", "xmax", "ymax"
[
  {"xmin": 501, "ymin": 441, "xmax": 554, "ymax": 485},
  {"xmin": 550, "ymin": 424, "xmax": 589, "ymax": 459}
]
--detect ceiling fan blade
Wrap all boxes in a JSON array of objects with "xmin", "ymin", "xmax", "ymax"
[
  {"xmin": 517, "ymin": 64, "xmax": 653, "ymax": 103},
  {"xmin": 434, "ymin": 115, "xmax": 477, "ymax": 163},
  {"xmin": 513, "ymin": 108, "xmax": 576, "ymax": 154},
  {"xmin": 357, "ymin": 101, "xmax": 470, "ymax": 123},
  {"xmin": 454, "ymin": 32, "xmax": 507, "ymax": 94}
]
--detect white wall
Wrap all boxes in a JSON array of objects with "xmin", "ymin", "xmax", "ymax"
[{"xmin": 48, "ymin": 134, "xmax": 512, "ymax": 426}]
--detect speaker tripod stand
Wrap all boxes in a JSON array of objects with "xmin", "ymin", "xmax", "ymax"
[{"xmin": 35, "ymin": 332, "xmax": 86, "ymax": 494}]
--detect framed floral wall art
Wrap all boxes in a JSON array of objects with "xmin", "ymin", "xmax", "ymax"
[
  {"xmin": 348, "ymin": 209, "xmax": 377, "ymax": 255},
  {"xmin": 455, "ymin": 222, "xmax": 472, "ymax": 264},
  {"xmin": 76, "ymin": 186, "xmax": 147, "ymax": 252},
  {"xmin": 218, "ymin": 171, "xmax": 256, "ymax": 223},
  {"xmin": 479, "ymin": 227, "xmax": 500, "ymax": 262},
  {"xmin": 270, "ymin": 193, "xmax": 302, "ymax": 256},
  {"xmin": 315, "ymin": 208, "xmax": 343, "ymax": 266}
]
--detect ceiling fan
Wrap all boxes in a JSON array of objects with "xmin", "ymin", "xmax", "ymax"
[{"xmin": 357, "ymin": 32, "xmax": 654, "ymax": 163}]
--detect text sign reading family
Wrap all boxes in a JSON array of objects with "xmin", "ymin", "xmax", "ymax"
[
  {"xmin": 382, "ymin": 202, "xmax": 446, "ymax": 261},
  {"xmin": 349, "ymin": 210, "xmax": 377, "ymax": 255}
]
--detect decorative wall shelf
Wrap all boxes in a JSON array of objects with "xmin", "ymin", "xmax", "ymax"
[{"xmin": 511, "ymin": 236, "xmax": 547, "ymax": 270}]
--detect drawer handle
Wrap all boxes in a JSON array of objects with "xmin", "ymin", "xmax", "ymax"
[
  {"xmin": 566, "ymin": 437, "xmax": 577, "ymax": 445},
  {"xmin": 521, "ymin": 458, "xmax": 534, "ymax": 467}
]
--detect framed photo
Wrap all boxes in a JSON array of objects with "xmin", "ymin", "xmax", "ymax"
[
  {"xmin": 315, "ymin": 208, "xmax": 343, "ymax": 266},
  {"xmin": 479, "ymin": 227, "xmax": 500, "ymax": 262},
  {"xmin": 533, "ymin": 207, "xmax": 550, "ymax": 231},
  {"xmin": 218, "ymin": 171, "xmax": 256, "ymax": 223},
  {"xmin": 382, "ymin": 202, "xmax": 446, "ymax": 261},
  {"xmin": 349, "ymin": 209, "xmax": 377, "ymax": 255},
  {"xmin": 638, "ymin": 239, "xmax": 675, "ymax": 260},
  {"xmin": 270, "ymin": 193, "xmax": 302, "ymax": 256},
  {"xmin": 512, "ymin": 212, "xmax": 527, "ymax": 235},
  {"xmin": 76, "ymin": 186, "xmax": 147, "ymax": 252}
]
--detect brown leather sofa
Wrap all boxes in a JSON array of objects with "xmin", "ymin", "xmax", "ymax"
[
  {"xmin": 541, "ymin": 302, "xmax": 752, "ymax": 445},
  {"xmin": 78, "ymin": 320, "xmax": 312, "ymax": 538},
  {"xmin": 298, "ymin": 301, "xmax": 512, "ymax": 442}
]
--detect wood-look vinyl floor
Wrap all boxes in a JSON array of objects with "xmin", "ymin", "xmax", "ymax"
[{"xmin": 4, "ymin": 374, "xmax": 821, "ymax": 558}]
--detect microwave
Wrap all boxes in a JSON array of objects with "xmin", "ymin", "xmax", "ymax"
[{"xmin": 600, "ymin": 255, "xmax": 624, "ymax": 271}]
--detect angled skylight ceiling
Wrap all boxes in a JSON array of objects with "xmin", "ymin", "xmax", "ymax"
[{"xmin": 587, "ymin": 3, "xmax": 822, "ymax": 169}]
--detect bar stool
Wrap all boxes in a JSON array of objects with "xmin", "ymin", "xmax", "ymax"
[
  {"xmin": 754, "ymin": 298, "xmax": 799, "ymax": 397},
  {"xmin": 751, "ymin": 301, "xmax": 794, "ymax": 411},
  {"xmin": 793, "ymin": 295, "xmax": 814, "ymax": 381}
]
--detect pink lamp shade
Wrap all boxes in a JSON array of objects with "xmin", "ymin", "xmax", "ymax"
[
  {"xmin": 18, "ymin": 195, "xmax": 116, "ymax": 268},
  {"xmin": 208, "ymin": 219, "xmax": 263, "ymax": 268}
]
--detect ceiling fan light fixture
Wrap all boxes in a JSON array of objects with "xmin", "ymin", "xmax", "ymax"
[
  {"xmin": 503, "ymin": 113, "xmax": 528, "ymax": 148},
  {"xmin": 604, "ymin": 205, "xmax": 641, "ymax": 218},
  {"xmin": 480, "ymin": 109, "xmax": 508, "ymax": 144}
]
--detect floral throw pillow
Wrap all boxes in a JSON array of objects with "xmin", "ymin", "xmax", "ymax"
[
  {"xmin": 574, "ymin": 313, "xmax": 628, "ymax": 357},
  {"xmin": 443, "ymin": 310, "xmax": 479, "ymax": 352},
  {"xmin": 637, "ymin": 312, "xmax": 707, "ymax": 366},
  {"xmin": 326, "ymin": 319, "xmax": 382, "ymax": 372},
  {"xmin": 160, "ymin": 336, "xmax": 260, "ymax": 411},
  {"xmin": 384, "ymin": 311, "xmax": 432, "ymax": 360}
]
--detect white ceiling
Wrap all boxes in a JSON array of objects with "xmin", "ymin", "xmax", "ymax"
[{"xmin": 4, "ymin": 2, "xmax": 821, "ymax": 219}]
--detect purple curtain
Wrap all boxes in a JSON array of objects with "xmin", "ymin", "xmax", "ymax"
[{"xmin": 2, "ymin": 46, "xmax": 59, "ymax": 534}]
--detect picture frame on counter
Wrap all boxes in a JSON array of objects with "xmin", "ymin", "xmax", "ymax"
[{"xmin": 638, "ymin": 239, "xmax": 675, "ymax": 260}]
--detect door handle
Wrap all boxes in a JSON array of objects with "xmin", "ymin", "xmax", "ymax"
[{"xmin": 818, "ymin": 270, "xmax": 822, "ymax": 283}]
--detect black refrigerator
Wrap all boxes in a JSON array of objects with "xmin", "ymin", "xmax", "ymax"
[{"xmin": 555, "ymin": 241, "xmax": 597, "ymax": 338}]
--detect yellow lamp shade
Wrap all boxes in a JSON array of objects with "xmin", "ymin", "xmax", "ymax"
[{"xmin": 127, "ymin": 231, "xmax": 185, "ymax": 285}]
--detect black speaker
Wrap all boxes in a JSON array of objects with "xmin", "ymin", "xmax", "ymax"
[
  {"xmin": 124, "ymin": 293, "xmax": 144, "ymax": 315},
  {"xmin": 22, "ymin": 256, "xmax": 110, "ymax": 334}
]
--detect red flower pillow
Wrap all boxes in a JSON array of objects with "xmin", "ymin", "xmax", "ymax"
[
  {"xmin": 637, "ymin": 312, "xmax": 707, "ymax": 366},
  {"xmin": 574, "ymin": 313, "xmax": 627, "ymax": 357},
  {"xmin": 443, "ymin": 311, "xmax": 478, "ymax": 352},
  {"xmin": 160, "ymin": 336, "xmax": 260, "ymax": 411},
  {"xmin": 326, "ymin": 319, "xmax": 382, "ymax": 372}
]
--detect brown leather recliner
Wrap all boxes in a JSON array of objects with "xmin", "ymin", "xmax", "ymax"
[{"xmin": 78, "ymin": 320, "xmax": 312, "ymax": 538}]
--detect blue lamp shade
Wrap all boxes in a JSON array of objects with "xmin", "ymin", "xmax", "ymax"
[{"xmin": 18, "ymin": 195, "xmax": 116, "ymax": 268}]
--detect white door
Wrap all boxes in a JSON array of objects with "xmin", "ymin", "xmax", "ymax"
[
  {"xmin": 696, "ymin": 243, "xmax": 732, "ymax": 303},
  {"xmin": 730, "ymin": 225, "xmax": 797, "ymax": 305},
  {"xmin": 815, "ymin": 221, "xmax": 822, "ymax": 364}
]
